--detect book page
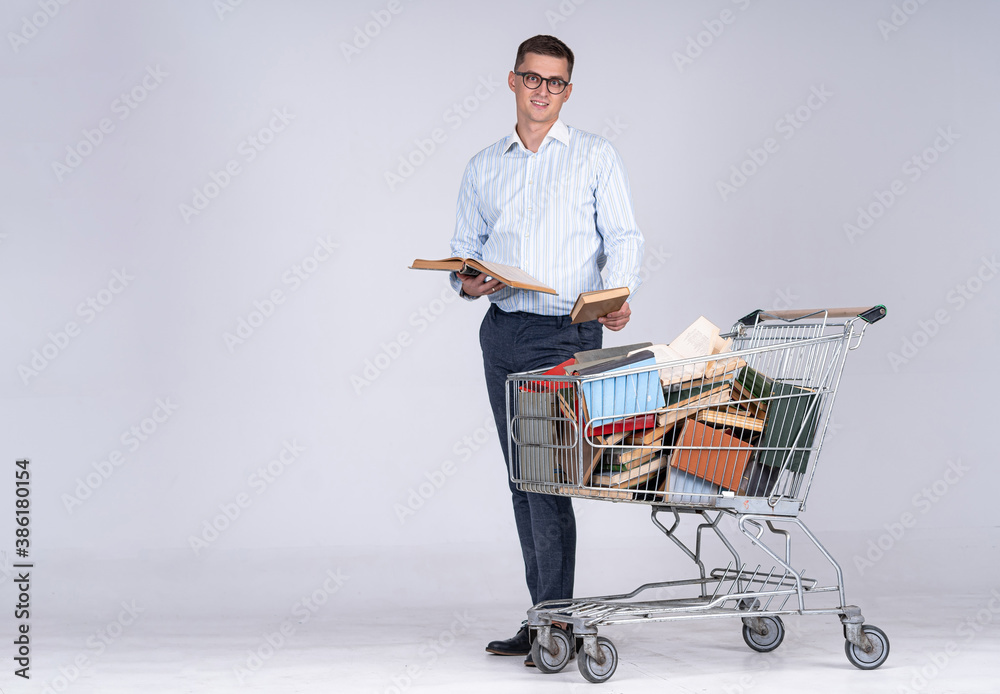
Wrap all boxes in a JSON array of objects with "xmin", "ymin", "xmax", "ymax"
[
  {"xmin": 473, "ymin": 259, "xmax": 548, "ymax": 288},
  {"xmin": 712, "ymin": 335, "xmax": 733, "ymax": 355},
  {"xmin": 411, "ymin": 257, "xmax": 555, "ymax": 292},
  {"xmin": 669, "ymin": 316, "xmax": 721, "ymax": 359}
]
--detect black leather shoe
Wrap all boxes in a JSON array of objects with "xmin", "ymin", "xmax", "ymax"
[{"xmin": 486, "ymin": 623, "xmax": 531, "ymax": 656}]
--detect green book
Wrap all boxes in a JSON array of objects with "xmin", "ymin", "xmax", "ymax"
[
  {"xmin": 735, "ymin": 365, "xmax": 775, "ymax": 401},
  {"xmin": 756, "ymin": 383, "xmax": 820, "ymax": 474}
]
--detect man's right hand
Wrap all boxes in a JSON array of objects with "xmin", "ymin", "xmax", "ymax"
[{"xmin": 457, "ymin": 272, "xmax": 506, "ymax": 297}]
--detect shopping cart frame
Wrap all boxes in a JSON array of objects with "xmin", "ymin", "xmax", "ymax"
[{"xmin": 504, "ymin": 306, "xmax": 889, "ymax": 683}]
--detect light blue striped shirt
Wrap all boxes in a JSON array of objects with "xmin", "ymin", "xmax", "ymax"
[{"xmin": 449, "ymin": 119, "xmax": 645, "ymax": 316}]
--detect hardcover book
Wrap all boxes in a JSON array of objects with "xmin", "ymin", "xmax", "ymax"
[
  {"xmin": 669, "ymin": 419, "xmax": 753, "ymax": 491},
  {"xmin": 755, "ymin": 382, "xmax": 821, "ymax": 474},
  {"xmin": 409, "ymin": 257, "xmax": 557, "ymax": 294},
  {"xmin": 579, "ymin": 356, "xmax": 665, "ymax": 424},
  {"xmin": 569, "ymin": 287, "xmax": 629, "ymax": 324}
]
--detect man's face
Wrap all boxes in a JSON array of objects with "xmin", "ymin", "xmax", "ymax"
[{"xmin": 508, "ymin": 52, "xmax": 572, "ymax": 127}]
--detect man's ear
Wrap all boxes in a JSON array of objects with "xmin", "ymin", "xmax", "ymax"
[
  {"xmin": 563, "ymin": 83, "xmax": 573, "ymax": 102},
  {"xmin": 508, "ymin": 71, "xmax": 517, "ymax": 92}
]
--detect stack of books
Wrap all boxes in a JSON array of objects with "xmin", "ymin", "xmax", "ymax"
[{"xmin": 534, "ymin": 317, "xmax": 822, "ymax": 502}]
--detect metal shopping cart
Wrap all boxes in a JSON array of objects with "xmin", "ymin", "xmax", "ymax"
[{"xmin": 505, "ymin": 306, "xmax": 889, "ymax": 683}]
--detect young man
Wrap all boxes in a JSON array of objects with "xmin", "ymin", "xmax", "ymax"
[{"xmin": 448, "ymin": 35, "xmax": 645, "ymax": 665}]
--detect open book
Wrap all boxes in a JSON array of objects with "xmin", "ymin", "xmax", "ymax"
[
  {"xmin": 409, "ymin": 257, "xmax": 556, "ymax": 294},
  {"xmin": 636, "ymin": 316, "xmax": 737, "ymax": 387}
]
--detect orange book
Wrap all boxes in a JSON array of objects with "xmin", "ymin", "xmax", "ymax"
[{"xmin": 669, "ymin": 420, "xmax": 752, "ymax": 491}]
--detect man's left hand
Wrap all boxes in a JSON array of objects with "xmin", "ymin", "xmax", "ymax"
[{"xmin": 598, "ymin": 301, "xmax": 631, "ymax": 331}]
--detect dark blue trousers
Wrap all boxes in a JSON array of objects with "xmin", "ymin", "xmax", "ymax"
[{"xmin": 479, "ymin": 304, "xmax": 602, "ymax": 607}]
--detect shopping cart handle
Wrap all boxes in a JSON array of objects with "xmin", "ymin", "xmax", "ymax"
[{"xmin": 738, "ymin": 305, "xmax": 887, "ymax": 326}]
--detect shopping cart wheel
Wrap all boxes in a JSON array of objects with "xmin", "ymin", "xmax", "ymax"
[
  {"xmin": 530, "ymin": 627, "xmax": 573, "ymax": 674},
  {"xmin": 741, "ymin": 616, "xmax": 785, "ymax": 653},
  {"xmin": 844, "ymin": 624, "xmax": 889, "ymax": 670},
  {"xmin": 577, "ymin": 636, "xmax": 618, "ymax": 684}
]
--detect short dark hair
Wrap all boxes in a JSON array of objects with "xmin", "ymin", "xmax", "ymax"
[{"xmin": 514, "ymin": 35, "xmax": 575, "ymax": 81}]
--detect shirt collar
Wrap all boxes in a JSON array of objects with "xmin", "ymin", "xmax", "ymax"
[{"xmin": 506, "ymin": 119, "xmax": 570, "ymax": 153}]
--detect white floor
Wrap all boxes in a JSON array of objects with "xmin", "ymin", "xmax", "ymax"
[
  {"xmin": 19, "ymin": 595, "xmax": 999, "ymax": 694},
  {"xmin": 7, "ymin": 527, "xmax": 999, "ymax": 693}
]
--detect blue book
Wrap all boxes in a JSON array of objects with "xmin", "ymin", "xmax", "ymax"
[
  {"xmin": 580, "ymin": 356, "xmax": 665, "ymax": 424},
  {"xmin": 666, "ymin": 467, "xmax": 720, "ymax": 504}
]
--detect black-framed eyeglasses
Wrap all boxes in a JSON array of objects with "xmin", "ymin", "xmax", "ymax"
[{"xmin": 513, "ymin": 71, "xmax": 570, "ymax": 95}]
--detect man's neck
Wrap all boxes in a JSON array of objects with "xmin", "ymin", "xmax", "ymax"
[{"xmin": 515, "ymin": 119, "xmax": 556, "ymax": 153}]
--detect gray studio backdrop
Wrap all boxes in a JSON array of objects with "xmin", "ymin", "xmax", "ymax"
[{"xmin": 1, "ymin": 0, "xmax": 997, "ymax": 636}]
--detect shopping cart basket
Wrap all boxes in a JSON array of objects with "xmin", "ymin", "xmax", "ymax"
[{"xmin": 505, "ymin": 306, "xmax": 888, "ymax": 683}]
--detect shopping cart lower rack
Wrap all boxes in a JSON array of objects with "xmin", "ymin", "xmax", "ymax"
[{"xmin": 505, "ymin": 306, "xmax": 889, "ymax": 683}]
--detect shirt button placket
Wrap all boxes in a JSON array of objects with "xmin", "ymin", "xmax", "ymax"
[{"xmin": 525, "ymin": 156, "xmax": 534, "ymax": 237}]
